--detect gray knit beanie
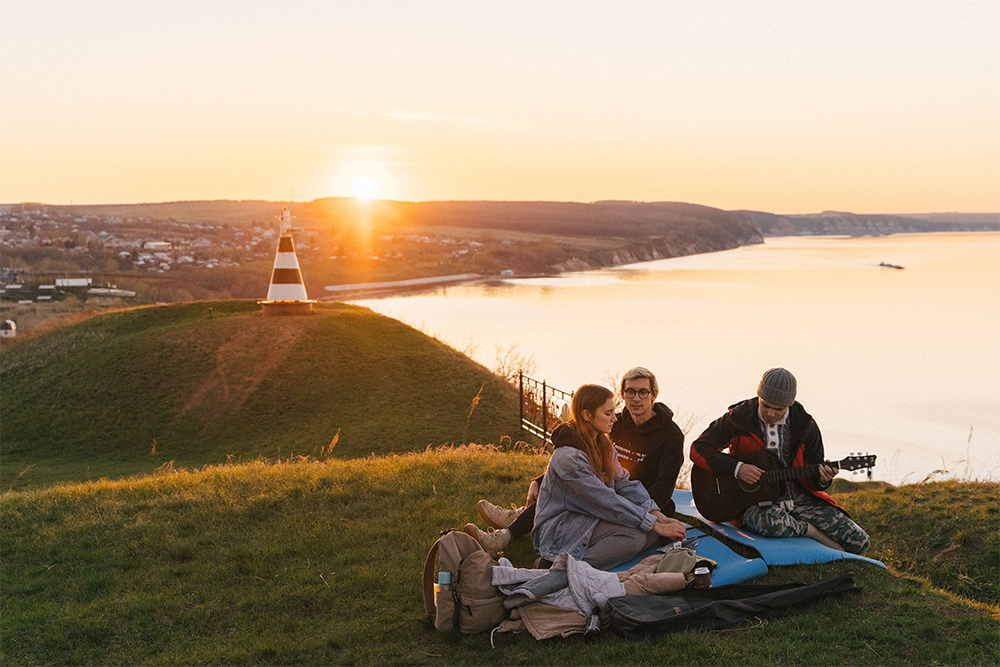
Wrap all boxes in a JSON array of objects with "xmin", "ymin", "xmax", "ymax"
[{"xmin": 756, "ymin": 368, "xmax": 797, "ymax": 407}]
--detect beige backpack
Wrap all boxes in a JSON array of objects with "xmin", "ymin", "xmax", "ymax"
[{"xmin": 421, "ymin": 530, "xmax": 508, "ymax": 633}]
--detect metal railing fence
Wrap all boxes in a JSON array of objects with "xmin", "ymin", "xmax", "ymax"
[{"xmin": 519, "ymin": 372, "xmax": 573, "ymax": 445}]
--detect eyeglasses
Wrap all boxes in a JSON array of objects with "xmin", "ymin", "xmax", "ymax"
[{"xmin": 623, "ymin": 388, "xmax": 651, "ymax": 399}]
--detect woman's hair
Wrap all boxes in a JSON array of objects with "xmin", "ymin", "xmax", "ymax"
[
  {"xmin": 570, "ymin": 384, "xmax": 616, "ymax": 484},
  {"xmin": 620, "ymin": 366, "xmax": 658, "ymax": 396}
]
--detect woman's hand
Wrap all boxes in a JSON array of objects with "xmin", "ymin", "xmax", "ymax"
[
  {"xmin": 526, "ymin": 479, "xmax": 540, "ymax": 506},
  {"xmin": 652, "ymin": 517, "xmax": 686, "ymax": 542}
]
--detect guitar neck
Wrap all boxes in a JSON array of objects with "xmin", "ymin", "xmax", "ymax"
[{"xmin": 760, "ymin": 460, "xmax": 837, "ymax": 484}]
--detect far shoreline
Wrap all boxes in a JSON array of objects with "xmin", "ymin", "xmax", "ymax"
[{"xmin": 329, "ymin": 230, "xmax": 1000, "ymax": 302}]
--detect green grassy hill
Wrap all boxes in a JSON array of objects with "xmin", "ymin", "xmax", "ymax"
[
  {"xmin": 0, "ymin": 301, "xmax": 521, "ymax": 490},
  {"xmin": 1, "ymin": 453, "xmax": 996, "ymax": 666},
  {"xmin": 1, "ymin": 304, "xmax": 997, "ymax": 665}
]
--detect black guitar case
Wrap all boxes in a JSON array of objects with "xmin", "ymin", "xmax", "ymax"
[{"xmin": 607, "ymin": 573, "xmax": 858, "ymax": 636}]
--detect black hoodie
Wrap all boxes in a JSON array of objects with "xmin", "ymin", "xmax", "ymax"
[{"xmin": 611, "ymin": 402, "xmax": 685, "ymax": 515}]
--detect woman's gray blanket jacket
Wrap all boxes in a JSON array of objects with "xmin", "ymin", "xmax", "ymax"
[
  {"xmin": 492, "ymin": 554, "xmax": 626, "ymax": 617},
  {"xmin": 531, "ymin": 426, "xmax": 659, "ymax": 561}
]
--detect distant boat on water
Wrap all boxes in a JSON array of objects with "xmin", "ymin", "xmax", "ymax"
[{"xmin": 878, "ymin": 261, "xmax": 905, "ymax": 270}]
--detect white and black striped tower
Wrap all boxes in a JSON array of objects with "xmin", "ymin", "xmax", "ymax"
[{"xmin": 259, "ymin": 208, "xmax": 316, "ymax": 316}]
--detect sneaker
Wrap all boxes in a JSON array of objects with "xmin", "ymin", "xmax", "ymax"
[
  {"xmin": 464, "ymin": 523, "xmax": 511, "ymax": 553},
  {"xmin": 477, "ymin": 499, "xmax": 524, "ymax": 529}
]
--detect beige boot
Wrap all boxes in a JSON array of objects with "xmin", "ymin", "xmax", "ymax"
[
  {"xmin": 463, "ymin": 523, "xmax": 512, "ymax": 553},
  {"xmin": 477, "ymin": 499, "xmax": 525, "ymax": 529}
]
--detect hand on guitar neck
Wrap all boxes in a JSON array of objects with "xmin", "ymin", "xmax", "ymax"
[{"xmin": 736, "ymin": 461, "xmax": 838, "ymax": 486}]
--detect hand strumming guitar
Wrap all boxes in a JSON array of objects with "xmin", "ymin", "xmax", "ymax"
[{"xmin": 737, "ymin": 463, "xmax": 764, "ymax": 485}]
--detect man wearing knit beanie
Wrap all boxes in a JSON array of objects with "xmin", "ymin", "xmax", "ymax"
[
  {"xmin": 690, "ymin": 368, "xmax": 870, "ymax": 554},
  {"xmin": 757, "ymin": 368, "xmax": 797, "ymax": 408}
]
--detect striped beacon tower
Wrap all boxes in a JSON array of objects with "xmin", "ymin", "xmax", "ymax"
[{"xmin": 259, "ymin": 208, "xmax": 316, "ymax": 316}]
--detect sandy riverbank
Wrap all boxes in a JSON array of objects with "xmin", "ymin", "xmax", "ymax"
[
  {"xmin": 320, "ymin": 273, "xmax": 483, "ymax": 301},
  {"xmin": 321, "ymin": 272, "xmax": 549, "ymax": 301}
]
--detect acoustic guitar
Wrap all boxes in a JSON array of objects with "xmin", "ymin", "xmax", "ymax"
[{"xmin": 690, "ymin": 450, "xmax": 876, "ymax": 522}]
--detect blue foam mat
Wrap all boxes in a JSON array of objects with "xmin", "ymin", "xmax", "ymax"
[
  {"xmin": 611, "ymin": 527, "xmax": 769, "ymax": 586},
  {"xmin": 673, "ymin": 489, "xmax": 885, "ymax": 569}
]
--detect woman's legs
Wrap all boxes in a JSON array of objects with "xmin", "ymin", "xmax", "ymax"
[
  {"xmin": 465, "ymin": 500, "xmax": 536, "ymax": 553},
  {"xmin": 507, "ymin": 502, "xmax": 536, "ymax": 540},
  {"xmin": 582, "ymin": 520, "xmax": 659, "ymax": 570}
]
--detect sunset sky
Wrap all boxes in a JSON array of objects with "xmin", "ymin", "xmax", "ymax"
[{"xmin": 2, "ymin": 1, "xmax": 998, "ymax": 213}]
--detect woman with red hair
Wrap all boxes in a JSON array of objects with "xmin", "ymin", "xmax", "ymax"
[{"xmin": 531, "ymin": 384, "xmax": 686, "ymax": 569}]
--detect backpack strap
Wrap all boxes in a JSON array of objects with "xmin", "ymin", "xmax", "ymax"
[
  {"xmin": 422, "ymin": 529, "xmax": 466, "ymax": 624},
  {"xmin": 422, "ymin": 534, "xmax": 443, "ymax": 622},
  {"xmin": 437, "ymin": 533, "xmax": 466, "ymax": 630}
]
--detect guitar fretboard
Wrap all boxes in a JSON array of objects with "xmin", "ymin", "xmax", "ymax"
[
  {"xmin": 758, "ymin": 455, "xmax": 874, "ymax": 484},
  {"xmin": 760, "ymin": 461, "xmax": 836, "ymax": 484}
]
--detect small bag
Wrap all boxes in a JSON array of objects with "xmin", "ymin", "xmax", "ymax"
[
  {"xmin": 421, "ymin": 530, "xmax": 508, "ymax": 633},
  {"xmin": 654, "ymin": 547, "xmax": 715, "ymax": 576}
]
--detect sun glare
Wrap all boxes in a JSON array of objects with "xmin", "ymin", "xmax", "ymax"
[{"xmin": 350, "ymin": 176, "xmax": 381, "ymax": 201}]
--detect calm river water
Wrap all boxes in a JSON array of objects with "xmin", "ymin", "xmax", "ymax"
[{"xmin": 353, "ymin": 233, "xmax": 1000, "ymax": 486}]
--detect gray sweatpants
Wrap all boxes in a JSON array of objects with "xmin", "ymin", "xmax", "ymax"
[{"xmin": 582, "ymin": 519, "xmax": 660, "ymax": 570}]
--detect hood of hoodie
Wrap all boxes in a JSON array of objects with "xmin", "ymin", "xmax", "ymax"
[{"xmin": 550, "ymin": 423, "xmax": 585, "ymax": 451}]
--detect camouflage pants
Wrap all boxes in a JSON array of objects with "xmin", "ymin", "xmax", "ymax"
[{"xmin": 741, "ymin": 493, "xmax": 870, "ymax": 554}]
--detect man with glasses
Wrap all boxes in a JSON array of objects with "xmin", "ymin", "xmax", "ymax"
[
  {"xmin": 611, "ymin": 366, "xmax": 686, "ymax": 517},
  {"xmin": 465, "ymin": 367, "xmax": 687, "ymax": 554},
  {"xmin": 690, "ymin": 368, "xmax": 869, "ymax": 554}
]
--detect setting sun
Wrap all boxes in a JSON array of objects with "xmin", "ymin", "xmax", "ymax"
[{"xmin": 350, "ymin": 176, "xmax": 381, "ymax": 201}]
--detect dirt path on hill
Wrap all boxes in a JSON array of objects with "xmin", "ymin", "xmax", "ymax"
[{"xmin": 177, "ymin": 316, "xmax": 322, "ymax": 417}]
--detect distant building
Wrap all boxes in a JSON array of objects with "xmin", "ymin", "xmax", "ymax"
[
  {"xmin": 55, "ymin": 278, "xmax": 92, "ymax": 288},
  {"xmin": 87, "ymin": 287, "xmax": 136, "ymax": 298}
]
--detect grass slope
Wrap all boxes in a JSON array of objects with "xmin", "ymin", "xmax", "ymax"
[
  {"xmin": 1, "ymin": 452, "xmax": 996, "ymax": 666},
  {"xmin": 0, "ymin": 301, "xmax": 521, "ymax": 490},
  {"xmin": 842, "ymin": 479, "xmax": 999, "ymax": 604}
]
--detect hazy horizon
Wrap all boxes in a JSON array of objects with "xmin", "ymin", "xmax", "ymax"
[
  {"xmin": 2, "ymin": 1, "xmax": 998, "ymax": 213},
  {"xmin": 4, "ymin": 198, "xmax": 998, "ymax": 220}
]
